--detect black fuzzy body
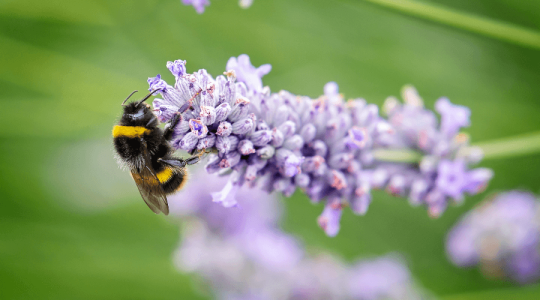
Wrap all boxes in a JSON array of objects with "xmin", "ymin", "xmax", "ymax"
[{"xmin": 113, "ymin": 102, "xmax": 187, "ymax": 196}]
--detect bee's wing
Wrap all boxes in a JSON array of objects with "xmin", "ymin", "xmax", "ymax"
[{"xmin": 130, "ymin": 145, "xmax": 170, "ymax": 215}]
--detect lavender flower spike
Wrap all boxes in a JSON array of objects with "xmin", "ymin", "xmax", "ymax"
[
  {"xmin": 147, "ymin": 55, "xmax": 492, "ymax": 236},
  {"xmin": 446, "ymin": 191, "xmax": 540, "ymax": 284},
  {"xmin": 181, "ymin": 0, "xmax": 209, "ymax": 14}
]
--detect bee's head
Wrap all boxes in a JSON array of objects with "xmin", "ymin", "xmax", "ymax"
[{"xmin": 119, "ymin": 90, "xmax": 157, "ymax": 126}]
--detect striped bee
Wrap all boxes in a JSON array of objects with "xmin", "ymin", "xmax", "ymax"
[{"xmin": 112, "ymin": 90, "xmax": 202, "ymax": 215}]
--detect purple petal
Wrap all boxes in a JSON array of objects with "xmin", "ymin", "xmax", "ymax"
[
  {"xmin": 210, "ymin": 180, "xmax": 239, "ymax": 207},
  {"xmin": 167, "ymin": 60, "xmax": 187, "ymax": 78},
  {"xmin": 317, "ymin": 200, "xmax": 343, "ymax": 237}
]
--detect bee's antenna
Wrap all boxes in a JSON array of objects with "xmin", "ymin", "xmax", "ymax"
[
  {"xmin": 136, "ymin": 90, "xmax": 158, "ymax": 107},
  {"xmin": 121, "ymin": 90, "xmax": 138, "ymax": 106}
]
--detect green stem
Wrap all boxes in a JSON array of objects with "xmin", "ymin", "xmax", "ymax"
[
  {"xmin": 372, "ymin": 148, "xmax": 422, "ymax": 163},
  {"xmin": 361, "ymin": 0, "xmax": 540, "ymax": 49},
  {"xmin": 373, "ymin": 131, "xmax": 540, "ymax": 163},
  {"xmin": 475, "ymin": 131, "xmax": 540, "ymax": 160}
]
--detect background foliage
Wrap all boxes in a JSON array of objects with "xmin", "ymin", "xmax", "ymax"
[{"xmin": 1, "ymin": 0, "xmax": 539, "ymax": 298}]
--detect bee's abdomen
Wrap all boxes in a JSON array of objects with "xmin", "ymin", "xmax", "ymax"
[{"xmin": 156, "ymin": 166, "xmax": 188, "ymax": 194}]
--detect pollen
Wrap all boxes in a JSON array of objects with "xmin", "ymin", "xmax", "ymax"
[{"xmin": 330, "ymin": 170, "xmax": 347, "ymax": 190}]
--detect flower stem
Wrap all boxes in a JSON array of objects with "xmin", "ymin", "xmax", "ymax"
[
  {"xmin": 372, "ymin": 148, "xmax": 422, "ymax": 163},
  {"xmin": 474, "ymin": 131, "xmax": 540, "ymax": 160},
  {"xmin": 374, "ymin": 131, "xmax": 540, "ymax": 163},
  {"xmin": 361, "ymin": 0, "xmax": 540, "ymax": 50}
]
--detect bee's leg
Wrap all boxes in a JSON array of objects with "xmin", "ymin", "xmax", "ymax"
[
  {"xmin": 163, "ymin": 113, "xmax": 181, "ymax": 141},
  {"xmin": 163, "ymin": 90, "xmax": 202, "ymax": 141},
  {"xmin": 183, "ymin": 149, "xmax": 203, "ymax": 165},
  {"xmin": 158, "ymin": 157, "xmax": 187, "ymax": 168},
  {"xmin": 184, "ymin": 156, "xmax": 200, "ymax": 166},
  {"xmin": 146, "ymin": 116, "xmax": 157, "ymax": 127},
  {"xmin": 159, "ymin": 148, "xmax": 215, "ymax": 168},
  {"xmin": 178, "ymin": 88, "xmax": 202, "ymax": 114},
  {"xmin": 159, "ymin": 155, "xmax": 199, "ymax": 167},
  {"xmin": 185, "ymin": 148, "xmax": 217, "ymax": 165}
]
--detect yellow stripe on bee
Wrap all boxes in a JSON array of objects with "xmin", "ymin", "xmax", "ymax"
[
  {"xmin": 112, "ymin": 126, "xmax": 150, "ymax": 138},
  {"xmin": 175, "ymin": 169, "xmax": 188, "ymax": 192},
  {"xmin": 156, "ymin": 167, "xmax": 174, "ymax": 184}
]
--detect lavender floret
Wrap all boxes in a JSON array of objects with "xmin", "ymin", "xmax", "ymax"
[
  {"xmin": 257, "ymin": 145, "xmax": 275, "ymax": 159},
  {"xmin": 196, "ymin": 133, "xmax": 216, "ymax": 150},
  {"xmin": 166, "ymin": 59, "xmax": 187, "ymax": 79},
  {"xmin": 216, "ymin": 121, "xmax": 232, "ymax": 136},
  {"xmin": 231, "ymin": 117, "xmax": 254, "ymax": 135},
  {"xmin": 177, "ymin": 132, "xmax": 198, "ymax": 151},
  {"xmin": 226, "ymin": 54, "xmax": 271, "ymax": 92},
  {"xmin": 250, "ymin": 130, "xmax": 272, "ymax": 146},
  {"xmin": 435, "ymin": 97, "xmax": 471, "ymax": 138},
  {"xmin": 317, "ymin": 199, "xmax": 344, "ymax": 237},
  {"xmin": 188, "ymin": 119, "xmax": 208, "ymax": 138},
  {"xmin": 215, "ymin": 103, "xmax": 231, "ymax": 122},
  {"xmin": 237, "ymin": 139, "xmax": 255, "ymax": 155}
]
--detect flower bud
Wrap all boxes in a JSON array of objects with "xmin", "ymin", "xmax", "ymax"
[
  {"xmin": 228, "ymin": 97, "xmax": 250, "ymax": 122},
  {"xmin": 216, "ymin": 121, "xmax": 232, "ymax": 136},
  {"xmin": 219, "ymin": 151, "xmax": 241, "ymax": 168},
  {"xmin": 250, "ymin": 130, "xmax": 272, "ymax": 146},
  {"xmin": 199, "ymin": 105, "xmax": 216, "ymax": 125},
  {"xmin": 310, "ymin": 140, "xmax": 327, "ymax": 157},
  {"xmin": 238, "ymin": 140, "xmax": 255, "ymax": 155},
  {"xmin": 283, "ymin": 135, "xmax": 304, "ymax": 151},
  {"xmin": 271, "ymin": 128, "xmax": 284, "ymax": 147},
  {"xmin": 216, "ymin": 136, "xmax": 238, "ymax": 154},
  {"xmin": 294, "ymin": 173, "xmax": 310, "ymax": 188},
  {"xmin": 300, "ymin": 124, "xmax": 316, "ymax": 143},
  {"xmin": 215, "ymin": 103, "xmax": 231, "ymax": 122},
  {"xmin": 257, "ymin": 145, "xmax": 275, "ymax": 159},
  {"xmin": 278, "ymin": 121, "xmax": 296, "ymax": 138},
  {"xmin": 177, "ymin": 132, "xmax": 198, "ymax": 151},
  {"xmin": 196, "ymin": 133, "xmax": 216, "ymax": 150},
  {"xmin": 232, "ymin": 118, "xmax": 254, "ymax": 135}
]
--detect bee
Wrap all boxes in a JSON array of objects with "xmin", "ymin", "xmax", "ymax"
[{"xmin": 112, "ymin": 90, "xmax": 203, "ymax": 215}]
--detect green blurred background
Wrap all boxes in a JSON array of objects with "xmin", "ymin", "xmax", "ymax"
[{"xmin": 1, "ymin": 0, "xmax": 540, "ymax": 298}]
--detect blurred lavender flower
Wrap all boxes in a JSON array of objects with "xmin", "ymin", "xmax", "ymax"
[
  {"xmin": 181, "ymin": 0, "xmax": 210, "ymax": 14},
  {"xmin": 446, "ymin": 191, "xmax": 540, "ymax": 284},
  {"xmin": 181, "ymin": 0, "xmax": 254, "ymax": 13},
  {"xmin": 239, "ymin": 0, "xmax": 254, "ymax": 9},
  {"xmin": 348, "ymin": 256, "xmax": 427, "ymax": 300},
  {"xmin": 171, "ymin": 169, "xmax": 428, "ymax": 299},
  {"xmin": 148, "ymin": 56, "xmax": 491, "ymax": 236},
  {"xmin": 379, "ymin": 86, "xmax": 493, "ymax": 217}
]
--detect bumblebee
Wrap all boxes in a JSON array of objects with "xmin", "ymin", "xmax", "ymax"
[{"xmin": 113, "ymin": 90, "xmax": 202, "ymax": 215}]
